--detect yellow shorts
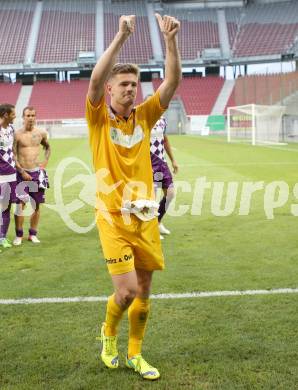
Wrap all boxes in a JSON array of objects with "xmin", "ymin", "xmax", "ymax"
[{"xmin": 96, "ymin": 212, "xmax": 165, "ymax": 275}]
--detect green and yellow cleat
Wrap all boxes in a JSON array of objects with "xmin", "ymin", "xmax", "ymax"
[
  {"xmin": 99, "ymin": 323, "xmax": 119, "ymax": 369},
  {"xmin": 126, "ymin": 354, "xmax": 160, "ymax": 380}
]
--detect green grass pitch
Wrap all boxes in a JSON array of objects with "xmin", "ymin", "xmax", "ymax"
[{"xmin": 0, "ymin": 135, "xmax": 298, "ymax": 389}]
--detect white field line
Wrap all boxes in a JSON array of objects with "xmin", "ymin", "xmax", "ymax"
[
  {"xmin": 263, "ymin": 145, "xmax": 298, "ymax": 153},
  {"xmin": 0, "ymin": 288, "xmax": 298, "ymax": 305}
]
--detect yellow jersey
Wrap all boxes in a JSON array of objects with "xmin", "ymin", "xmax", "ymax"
[{"xmin": 86, "ymin": 92, "xmax": 166, "ymax": 212}]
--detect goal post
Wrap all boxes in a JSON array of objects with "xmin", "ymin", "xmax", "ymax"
[{"xmin": 227, "ymin": 104, "xmax": 286, "ymax": 145}]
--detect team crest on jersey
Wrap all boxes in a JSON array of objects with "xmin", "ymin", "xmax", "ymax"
[{"xmin": 110, "ymin": 125, "xmax": 144, "ymax": 148}]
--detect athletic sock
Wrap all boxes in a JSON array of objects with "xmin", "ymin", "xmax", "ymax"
[
  {"xmin": 0, "ymin": 208, "xmax": 10, "ymax": 239},
  {"xmin": 16, "ymin": 229, "xmax": 23, "ymax": 238},
  {"xmin": 29, "ymin": 228, "xmax": 37, "ymax": 236},
  {"xmin": 104, "ymin": 294, "xmax": 125, "ymax": 336},
  {"xmin": 128, "ymin": 297, "xmax": 150, "ymax": 358}
]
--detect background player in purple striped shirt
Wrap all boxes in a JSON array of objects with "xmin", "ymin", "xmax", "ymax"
[
  {"xmin": 150, "ymin": 115, "xmax": 178, "ymax": 239},
  {"xmin": 0, "ymin": 104, "xmax": 17, "ymax": 250}
]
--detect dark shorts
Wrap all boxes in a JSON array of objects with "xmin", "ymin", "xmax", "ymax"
[
  {"xmin": 16, "ymin": 169, "xmax": 47, "ymax": 205},
  {"xmin": 0, "ymin": 180, "xmax": 18, "ymax": 205},
  {"xmin": 152, "ymin": 160, "xmax": 173, "ymax": 190}
]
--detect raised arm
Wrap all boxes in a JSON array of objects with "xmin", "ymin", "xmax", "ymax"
[
  {"xmin": 155, "ymin": 13, "xmax": 182, "ymax": 108},
  {"xmin": 87, "ymin": 15, "xmax": 136, "ymax": 106},
  {"xmin": 40, "ymin": 130, "xmax": 51, "ymax": 169}
]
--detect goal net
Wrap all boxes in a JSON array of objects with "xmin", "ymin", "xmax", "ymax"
[{"xmin": 227, "ymin": 104, "xmax": 286, "ymax": 145}]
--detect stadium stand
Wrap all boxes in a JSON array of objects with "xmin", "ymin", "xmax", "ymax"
[
  {"xmin": 34, "ymin": 0, "xmax": 95, "ymax": 63},
  {"xmin": 28, "ymin": 80, "xmax": 89, "ymax": 119},
  {"xmin": 27, "ymin": 80, "xmax": 143, "ymax": 120},
  {"xmin": 225, "ymin": 7, "xmax": 242, "ymax": 50},
  {"xmin": 233, "ymin": 1, "xmax": 298, "ymax": 57},
  {"xmin": 0, "ymin": 82, "xmax": 22, "ymax": 105},
  {"xmin": 225, "ymin": 71, "xmax": 298, "ymax": 111},
  {"xmin": 153, "ymin": 77, "xmax": 224, "ymax": 115},
  {"xmin": 23, "ymin": 72, "xmax": 297, "ymax": 120},
  {"xmin": 0, "ymin": 0, "xmax": 35, "ymax": 64},
  {"xmin": 0, "ymin": 0, "xmax": 297, "ymax": 121},
  {"xmin": 104, "ymin": 0, "xmax": 153, "ymax": 64},
  {"xmin": 224, "ymin": 89, "xmax": 236, "ymax": 114},
  {"xmin": 1, "ymin": 1, "xmax": 297, "ymax": 64},
  {"xmin": 159, "ymin": 5, "xmax": 220, "ymax": 60}
]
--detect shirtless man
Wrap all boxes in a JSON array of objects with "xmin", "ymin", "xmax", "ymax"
[{"xmin": 13, "ymin": 106, "xmax": 50, "ymax": 245}]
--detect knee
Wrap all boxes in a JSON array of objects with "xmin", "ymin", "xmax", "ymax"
[
  {"xmin": 166, "ymin": 187, "xmax": 175, "ymax": 202},
  {"xmin": 33, "ymin": 203, "xmax": 40, "ymax": 211},
  {"xmin": 136, "ymin": 277, "xmax": 152, "ymax": 298},
  {"xmin": 116, "ymin": 288, "xmax": 137, "ymax": 308},
  {"xmin": 137, "ymin": 284, "xmax": 151, "ymax": 298},
  {"xmin": 14, "ymin": 204, "xmax": 23, "ymax": 216}
]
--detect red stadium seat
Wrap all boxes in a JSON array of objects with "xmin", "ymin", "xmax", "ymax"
[
  {"xmin": 28, "ymin": 80, "xmax": 143, "ymax": 120},
  {"xmin": 153, "ymin": 77, "xmax": 224, "ymax": 115},
  {"xmin": 0, "ymin": 83, "xmax": 22, "ymax": 105}
]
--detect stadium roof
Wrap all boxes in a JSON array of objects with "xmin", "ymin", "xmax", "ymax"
[
  {"xmin": 160, "ymin": 0, "xmax": 245, "ymax": 4},
  {"xmin": 159, "ymin": 0, "xmax": 291, "ymax": 5}
]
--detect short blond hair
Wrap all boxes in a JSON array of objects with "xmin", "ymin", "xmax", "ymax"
[
  {"xmin": 108, "ymin": 63, "xmax": 140, "ymax": 80},
  {"xmin": 22, "ymin": 106, "xmax": 36, "ymax": 116}
]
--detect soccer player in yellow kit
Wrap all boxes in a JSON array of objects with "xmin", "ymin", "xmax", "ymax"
[{"xmin": 86, "ymin": 14, "xmax": 181, "ymax": 380}]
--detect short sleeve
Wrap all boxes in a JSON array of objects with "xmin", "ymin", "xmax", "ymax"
[
  {"xmin": 136, "ymin": 91, "xmax": 167, "ymax": 131},
  {"xmin": 85, "ymin": 95, "xmax": 106, "ymax": 127}
]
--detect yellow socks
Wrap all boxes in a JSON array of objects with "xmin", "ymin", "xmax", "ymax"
[
  {"xmin": 104, "ymin": 294, "xmax": 125, "ymax": 336},
  {"xmin": 128, "ymin": 297, "xmax": 150, "ymax": 358},
  {"xmin": 104, "ymin": 294, "xmax": 151, "ymax": 357}
]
